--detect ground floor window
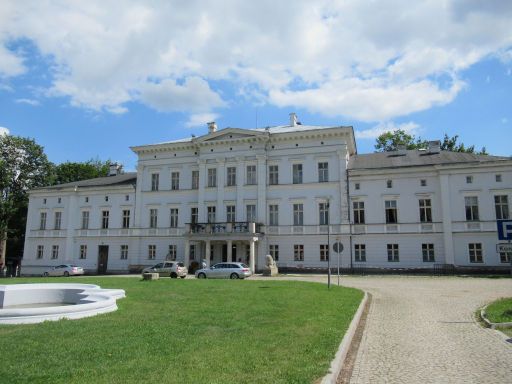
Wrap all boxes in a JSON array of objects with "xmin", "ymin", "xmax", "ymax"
[
  {"xmin": 51, "ymin": 245, "xmax": 59, "ymax": 259},
  {"xmin": 499, "ymin": 250, "xmax": 510, "ymax": 263},
  {"xmin": 468, "ymin": 243, "xmax": 483, "ymax": 263},
  {"xmin": 422, "ymin": 243, "xmax": 435, "ymax": 262},
  {"xmin": 294, "ymin": 244, "xmax": 304, "ymax": 261},
  {"xmin": 190, "ymin": 244, "xmax": 196, "ymax": 260},
  {"xmin": 387, "ymin": 244, "xmax": 399, "ymax": 262},
  {"xmin": 120, "ymin": 245, "xmax": 128, "ymax": 260},
  {"xmin": 269, "ymin": 244, "xmax": 279, "ymax": 261},
  {"xmin": 36, "ymin": 245, "xmax": 44, "ymax": 259},
  {"xmin": 355, "ymin": 244, "xmax": 366, "ymax": 262},
  {"xmin": 168, "ymin": 244, "xmax": 177, "ymax": 260},
  {"xmin": 320, "ymin": 244, "xmax": 329, "ymax": 261},
  {"xmin": 148, "ymin": 245, "xmax": 156, "ymax": 260},
  {"xmin": 79, "ymin": 245, "xmax": 87, "ymax": 259}
]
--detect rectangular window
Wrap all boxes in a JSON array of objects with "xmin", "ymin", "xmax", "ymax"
[
  {"xmin": 420, "ymin": 179, "xmax": 427, "ymax": 187},
  {"xmin": 269, "ymin": 165, "xmax": 279, "ymax": 185},
  {"xmin": 207, "ymin": 168, "xmax": 217, "ymax": 187},
  {"xmin": 353, "ymin": 201, "xmax": 365, "ymax": 224},
  {"xmin": 269, "ymin": 244, "xmax": 279, "ymax": 261},
  {"xmin": 269, "ymin": 205, "xmax": 279, "ymax": 226},
  {"xmin": 494, "ymin": 195, "xmax": 509, "ymax": 220},
  {"xmin": 125, "ymin": 195, "xmax": 129, "ymax": 201},
  {"xmin": 355, "ymin": 183, "xmax": 360, "ymax": 190},
  {"xmin": 151, "ymin": 173, "xmax": 159, "ymax": 191},
  {"xmin": 40, "ymin": 212, "xmax": 47, "ymax": 230},
  {"xmin": 466, "ymin": 175, "xmax": 473, "ymax": 184},
  {"xmin": 81, "ymin": 211, "xmax": 89, "ymax": 229},
  {"xmin": 171, "ymin": 172, "xmax": 180, "ymax": 190},
  {"xmin": 293, "ymin": 164, "xmax": 303, "ymax": 184},
  {"xmin": 294, "ymin": 244, "xmax": 304, "ymax": 261},
  {"xmin": 226, "ymin": 167, "xmax": 236, "ymax": 186},
  {"xmin": 422, "ymin": 243, "xmax": 435, "ymax": 262},
  {"xmin": 51, "ymin": 245, "xmax": 59, "ymax": 259},
  {"xmin": 37, "ymin": 245, "xmax": 44, "ymax": 259},
  {"xmin": 293, "ymin": 203, "xmax": 304, "ymax": 226},
  {"xmin": 79, "ymin": 244, "xmax": 87, "ymax": 259},
  {"xmin": 246, "ymin": 204, "xmax": 256, "ymax": 222},
  {"xmin": 85, "ymin": 197, "xmax": 88, "ymax": 203},
  {"xmin": 122, "ymin": 210, "xmax": 130, "ymax": 228},
  {"xmin": 319, "ymin": 203, "xmax": 329, "ymax": 225},
  {"xmin": 500, "ymin": 250, "xmax": 511, "ymax": 263},
  {"xmin": 318, "ymin": 162, "xmax": 329, "ymax": 183},
  {"xmin": 169, "ymin": 208, "xmax": 179, "ymax": 228},
  {"xmin": 120, "ymin": 245, "xmax": 128, "ymax": 260},
  {"xmin": 355, "ymin": 244, "xmax": 366, "ymax": 262},
  {"xmin": 387, "ymin": 244, "xmax": 399, "ymax": 262},
  {"xmin": 226, "ymin": 205, "xmax": 236, "ymax": 222},
  {"xmin": 246, "ymin": 165, "xmax": 257, "ymax": 185},
  {"xmin": 190, "ymin": 244, "xmax": 196, "ymax": 260},
  {"xmin": 191, "ymin": 207, "xmax": 198, "ymax": 224},
  {"xmin": 320, "ymin": 244, "xmax": 329, "ymax": 261},
  {"xmin": 385, "ymin": 200, "xmax": 398, "ymax": 224},
  {"xmin": 168, "ymin": 244, "xmax": 177, "ymax": 260},
  {"xmin": 386, "ymin": 180, "xmax": 392, "ymax": 188},
  {"xmin": 496, "ymin": 174, "xmax": 502, "ymax": 182},
  {"xmin": 465, "ymin": 196, "xmax": 479, "ymax": 221},
  {"xmin": 54, "ymin": 211, "xmax": 62, "ymax": 230},
  {"xmin": 207, "ymin": 206, "xmax": 216, "ymax": 223},
  {"xmin": 468, "ymin": 243, "xmax": 482, "ymax": 263},
  {"xmin": 148, "ymin": 245, "xmax": 156, "ymax": 260},
  {"xmin": 419, "ymin": 199, "xmax": 432, "ymax": 223},
  {"xmin": 192, "ymin": 170, "xmax": 199, "ymax": 189},
  {"xmin": 101, "ymin": 210, "xmax": 109, "ymax": 229},
  {"xmin": 149, "ymin": 209, "xmax": 158, "ymax": 228}
]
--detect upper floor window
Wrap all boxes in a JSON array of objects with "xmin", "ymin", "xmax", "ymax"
[
  {"xmin": 353, "ymin": 201, "xmax": 365, "ymax": 224},
  {"xmin": 54, "ymin": 211, "xmax": 62, "ymax": 230},
  {"xmin": 422, "ymin": 243, "xmax": 435, "ymax": 262},
  {"xmin": 420, "ymin": 179, "xmax": 427, "ymax": 187},
  {"xmin": 207, "ymin": 206, "xmax": 216, "ymax": 223},
  {"xmin": 227, "ymin": 167, "xmax": 236, "ymax": 186},
  {"xmin": 226, "ymin": 205, "xmax": 236, "ymax": 222},
  {"xmin": 269, "ymin": 165, "xmax": 279, "ymax": 185},
  {"xmin": 246, "ymin": 165, "xmax": 257, "ymax": 185},
  {"xmin": 170, "ymin": 208, "xmax": 179, "ymax": 228},
  {"xmin": 122, "ymin": 210, "xmax": 130, "ymax": 228},
  {"xmin": 190, "ymin": 207, "xmax": 198, "ymax": 224},
  {"xmin": 269, "ymin": 205, "xmax": 279, "ymax": 226},
  {"xmin": 355, "ymin": 244, "xmax": 366, "ymax": 262},
  {"xmin": 318, "ymin": 162, "xmax": 329, "ymax": 183},
  {"xmin": 43, "ymin": 198, "xmax": 47, "ymax": 204},
  {"xmin": 125, "ymin": 195, "xmax": 129, "ymax": 201},
  {"xmin": 387, "ymin": 244, "xmax": 399, "ymax": 262},
  {"xmin": 495, "ymin": 174, "xmax": 502, "ymax": 182},
  {"xmin": 246, "ymin": 204, "xmax": 256, "ymax": 222},
  {"xmin": 355, "ymin": 183, "xmax": 360, "ymax": 190},
  {"xmin": 171, "ymin": 172, "xmax": 180, "ymax": 190},
  {"xmin": 57, "ymin": 197, "xmax": 62, "ymax": 204},
  {"xmin": 207, "ymin": 168, "xmax": 217, "ymax": 187},
  {"xmin": 191, "ymin": 170, "xmax": 199, "ymax": 189},
  {"xmin": 385, "ymin": 200, "xmax": 398, "ymax": 224},
  {"xmin": 149, "ymin": 209, "xmax": 158, "ymax": 228},
  {"xmin": 39, "ymin": 211, "xmax": 47, "ymax": 230},
  {"xmin": 419, "ymin": 199, "xmax": 432, "ymax": 223},
  {"xmin": 464, "ymin": 196, "xmax": 479, "ymax": 221},
  {"xmin": 466, "ymin": 175, "xmax": 473, "ymax": 184},
  {"xmin": 151, "ymin": 173, "xmax": 159, "ymax": 191},
  {"xmin": 293, "ymin": 203, "xmax": 304, "ymax": 226},
  {"xmin": 386, "ymin": 180, "xmax": 392, "ymax": 188},
  {"xmin": 292, "ymin": 164, "xmax": 303, "ymax": 184},
  {"xmin": 105, "ymin": 196, "xmax": 109, "ymax": 202},
  {"xmin": 494, "ymin": 195, "xmax": 509, "ymax": 220},
  {"xmin": 81, "ymin": 211, "xmax": 90, "ymax": 229},
  {"xmin": 101, "ymin": 210, "xmax": 109, "ymax": 229},
  {"xmin": 319, "ymin": 203, "xmax": 329, "ymax": 225},
  {"xmin": 468, "ymin": 243, "xmax": 482, "ymax": 263},
  {"xmin": 85, "ymin": 197, "xmax": 89, "ymax": 203}
]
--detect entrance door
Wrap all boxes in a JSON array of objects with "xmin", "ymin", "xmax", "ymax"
[
  {"xmin": 222, "ymin": 244, "xmax": 227, "ymax": 262},
  {"xmin": 98, "ymin": 245, "xmax": 109, "ymax": 275}
]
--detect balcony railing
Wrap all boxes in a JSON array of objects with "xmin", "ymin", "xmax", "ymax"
[{"xmin": 187, "ymin": 222, "xmax": 263, "ymax": 235}]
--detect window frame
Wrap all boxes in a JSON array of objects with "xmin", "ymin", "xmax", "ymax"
[
  {"xmin": 353, "ymin": 201, "xmax": 365, "ymax": 224},
  {"xmin": 292, "ymin": 164, "xmax": 303, "ymax": 184},
  {"xmin": 318, "ymin": 162, "xmax": 329, "ymax": 183},
  {"xmin": 246, "ymin": 165, "xmax": 257, "ymax": 185},
  {"xmin": 385, "ymin": 200, "xmax": 398, "ymax": 224},
  {"xmin": 354, "ymin": 244, "xmax": 366, "ymax": 262},
  {"xmin": 149, "ymin": 208, "xmax": 158, "ymax": 228},
  {"xmin": 419, "ymin": 199, "xmax": 432, "ymax": 223},
  {"xmin": 468, "ymin": 243, "xmax": 483, "ymax": 263},
  {"xmin": 269, "ymin": 165, "xmax": 279, "ymax": 185},
  {"xmin": 293, "ymin": 203, "xmax": 304, "ymax": 226},
  {"xmin": 387, "ymin": 243, "xmax": 399, "ymax": 262},
  {"xmin": 294, "ymin": 244, "xmax": 304, "ymax": 261},
  {"xmin": 151, "ymin": 173, "xmax": 159, "ymax": 191},
  {"xmin": 226, "ymin": 167, "xmax": 237, "ymax": 187},
  {"xmin": 171, "ymin": 171, "xmax": 180, "ymax": 190},
  {"xmin": 169, "ymin": 208, "xmax": 179, "ymax": 228},
  {"xmin": 268, "ymin": 204, "xmax": 279, "ymax": 226},
  {"xmin": 465, "ymin": 196, "xmax": 479, "ymax": 221},
  {"xmin": 422, "ymin": 243, "xmax": 435, "ymax": 262},
  {"xmin": 207, "ymin": 168, "xmax": 217, "ymax": 188}
]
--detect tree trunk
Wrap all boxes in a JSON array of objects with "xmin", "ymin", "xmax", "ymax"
[{"xmin": 0, "ymin": 234, "xmax": 6, "ymax": 271}]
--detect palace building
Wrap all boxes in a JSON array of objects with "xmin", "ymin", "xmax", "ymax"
[{"xmin": 22, "ymin": 114, "xmax": 512, "ymax": 274}]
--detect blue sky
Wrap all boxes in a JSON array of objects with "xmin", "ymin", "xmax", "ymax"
[{"xmin": 0, "ymin": 1, "xmax": 511, "ymax": 170}]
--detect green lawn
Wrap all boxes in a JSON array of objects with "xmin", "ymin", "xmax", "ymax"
[
  {"xmin": 0, "ymin": 277, "xmax": 363, "ymax": 383},
  {"xmin": 485, "ymin": 297, "xmax": 512, "ymax": 324}
]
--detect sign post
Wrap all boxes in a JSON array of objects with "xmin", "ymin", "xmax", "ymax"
[
  {"xmin": 333, "ymin": 241, "xmax": 343, "ymax": 286},
  {"xmin": 496, "ymin": 220, "xmax": 512, "ymax": 276}
]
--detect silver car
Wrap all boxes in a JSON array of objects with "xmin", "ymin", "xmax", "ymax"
[
  {"xmin": 142, "ymin": 261, "xmax": 188, "ymax": 278},
  {"xmin": 43, "ymin": 264, "xmax": 84, "ymax": 277},
  {"xmin": 195, "ymin": 262, "xmax": 252, "ymax": 279}
]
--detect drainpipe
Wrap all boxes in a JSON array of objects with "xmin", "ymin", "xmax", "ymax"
[{"xmin": 346, "ymin": 169, "xmax": 353, "ymax": 271}]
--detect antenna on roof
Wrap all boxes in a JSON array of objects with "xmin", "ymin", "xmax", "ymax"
[{"xmin": 255, "ymin": 107, "xmax": 258, "ymax": 129}]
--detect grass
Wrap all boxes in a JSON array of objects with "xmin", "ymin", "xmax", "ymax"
[
  {"xmin": 485, "ymin": 297, "xmax": 512, "ymax": 324},
  {"xmin": 0, "ymin": 277, "xmax": 363, "ymax": 384}
]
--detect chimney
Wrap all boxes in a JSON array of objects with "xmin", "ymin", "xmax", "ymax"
[
  {"xmin": 428, "ymin": 140, "xmax": 441, "ymax": 154},
  {"xmin": 108, "ymin": 163, "xmax": 123, "ymax": 176},
  {"xmin": 289, "ymin": 112, "xmax": 298, "ymax": 127},
  {"xmin": 207, "ymin": 121, "xmax": 217, "ymax": 134}
]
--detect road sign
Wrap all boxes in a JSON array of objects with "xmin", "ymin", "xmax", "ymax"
[
  {"xmin": 497, "ymin": 219, "xmax": 512, "ymax": 241},
  {"xmin": 497, "ymin": 243, "xmax": 512, "ymax": 253},
  {"xmin": 333, "ymin": 242, "xmax": 343, "ymax": 253}
]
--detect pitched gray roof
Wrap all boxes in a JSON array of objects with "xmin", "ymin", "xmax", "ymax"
[
  {"xmin": 33, "ymin": 172, "xmax": 137, "ymax": 191},
  {"xmin": 348, "ymin": 150, "xmax": 510, "ymax": 171}
]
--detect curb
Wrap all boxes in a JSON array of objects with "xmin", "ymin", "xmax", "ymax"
[
  {"xmin": 480, "ymin": 308, "xmax": 512, "ymax": 329},
  {"xmin": 321, "ymin": 291, "xmax": 369, "ymax": 384}
]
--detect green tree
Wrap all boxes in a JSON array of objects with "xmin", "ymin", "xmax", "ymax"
[
  {"xmin": 51, "ymin": 159, "xmax": 111, "ymax": 185},
  {"xmin": 440, "ymin": 134, "xmax": 487, "ymax": 155},
  {"xmin": 0, "ymin": 135, "xmax": 53, "ymax": 268},
  {"xmin": 374, "ymin": 129, "xmax": 427, "ymax": 152}
]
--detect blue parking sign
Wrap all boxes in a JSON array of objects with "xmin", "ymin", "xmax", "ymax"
[{"xmin": 497, "ymin": 219, "xmax": 512, "ymax": 241}]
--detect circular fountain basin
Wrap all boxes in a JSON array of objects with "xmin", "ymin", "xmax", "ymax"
[{"xmin": 0, "ymin": 283, "xmax": 125, "ymax": 324}]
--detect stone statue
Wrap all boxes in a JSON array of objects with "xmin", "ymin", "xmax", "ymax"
[{"xmin": 263, "ymin": 254, "xmax": 278, "ymax": 276}]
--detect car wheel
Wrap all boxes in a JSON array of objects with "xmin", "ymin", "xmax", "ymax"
[
  {"xmin": 170, "ymin": 272, "xmax": 178, "ymax": 278},
  {"xmin": 43, "ymin": 272, "xmax": 49, "ymax": 277},
  {"xmin": 197, "ymin": 272, "xmax": 206, "ymax": 279},
  {"xmin": 64, "ymin": 271, "xmax": 70, "ymax": 277},
  {"xmin": 180, "ymin": 275, "xmax": 186, "ymax": 279},
  {"xmin": 230, "ymin": 273, "xmax": 239, "ymax": 279}
]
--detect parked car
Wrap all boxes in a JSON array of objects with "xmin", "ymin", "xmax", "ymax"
[
  {"xmin": 142, "ymin": 261, "xmax": 188, "ymax": 278},
  {"xmin": 195, "ymin": 262, "xmax": 252, "ymax": 279},
  {"xmin": 43, "ymin": 264, "xmax": 84, "ymax": 277}
]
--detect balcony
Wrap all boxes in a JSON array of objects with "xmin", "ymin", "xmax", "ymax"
[{"xmin": 187, "ymin": 222, "xmax": 263, "ymax": 235}]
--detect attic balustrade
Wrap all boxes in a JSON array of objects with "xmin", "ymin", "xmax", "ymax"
[{"xmin": 187, "ymin": 222, "xmax": 263, "ymax": 235}]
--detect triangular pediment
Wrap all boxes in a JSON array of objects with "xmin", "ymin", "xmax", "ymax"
[{"xmin": 195, "ymin": 128, "xmax": 266, "ymax": 143}]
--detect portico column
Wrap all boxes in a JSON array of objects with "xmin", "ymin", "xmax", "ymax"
[
  {"xmin": 184, "ymin": 239, "xmax": 190, "ymax": 268},
  {"xmin": 227, "ymin": 240, "xmax": 232, "ymax": 262},
  {"xmin": 205, "ymin": 239, "xmax": 211, "ymax": 268},
  {"xmin": 249, "ymin": 239, "xmax": 255, "ymax": 273}
]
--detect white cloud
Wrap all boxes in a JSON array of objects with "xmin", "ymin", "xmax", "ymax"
[
  {"xmin": 0, "ymin": 126, "xmax": 10, "ymax": 135},
  {"xmin": 15, "ymin": 98, "xmax": 40, "ymax": 106},
  {"xmin": 356, "ymin": 121, "xmax": 420, "ymax": 140},
  {"xmin": 0, "ymin": 1, "xmax": 510, "ymax": 121},
  {"xmin": 185, "ymin": 113, "xmax": 219, "ymax": 128},
  {"xmin": 501, "ymin": 117, "xmax": 508, "ymax": 124}
]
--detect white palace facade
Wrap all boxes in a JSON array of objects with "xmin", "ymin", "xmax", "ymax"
[{"xmin": 22, "ymin": 114, "xmax": 512, "ymax": 275}]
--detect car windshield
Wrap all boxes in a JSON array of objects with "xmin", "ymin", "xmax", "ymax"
[{"xmin": 240, "ymin": 263, "xmax": 249, "ymax": 268}]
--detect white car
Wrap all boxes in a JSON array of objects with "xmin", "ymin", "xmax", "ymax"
[
  {"xmin": 195, "ymin": 262, "xmax": 252, "ymax": 279},
  {"xmin": 43, "ymin": 264, "xmax": 85, "ymax": 277},
  {"xmin": 142, "ymin": 261, "xmax": 188, "ymax": 278}
]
